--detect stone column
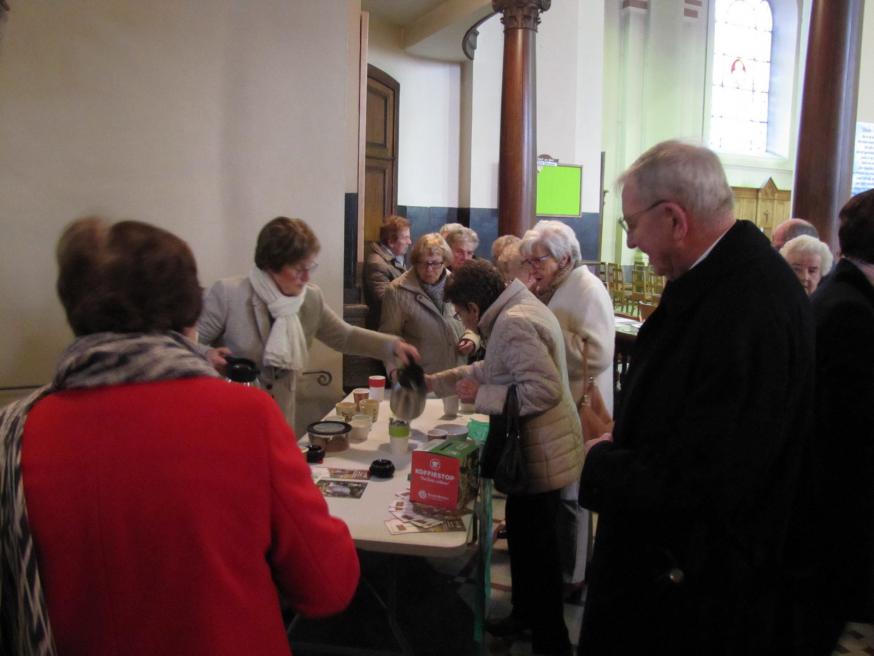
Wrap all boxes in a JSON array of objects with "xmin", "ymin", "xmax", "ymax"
[
  {"xmin": 792, "ymin": 0, "xmax": 865, "ymax": 248},
  {"xmin": 493, "ymin": 0, "xmax": 550, "ymax": 237}
]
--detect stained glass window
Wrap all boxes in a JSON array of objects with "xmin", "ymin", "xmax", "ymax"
[{"xmin": 709, "ymin": 0, "xmax": 773, "ymax": 155}]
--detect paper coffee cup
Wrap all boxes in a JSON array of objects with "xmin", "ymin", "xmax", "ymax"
[
  {"xmin": 368, "ymin": 375, "xmax": 386, "ymax": 401},
  {"xmin": 389, "ymin": 436, "xmax": 409, "ymax": 455},
  {"xmin": 442, "ymin": 395, "xmax": 459, "ymax": 418},
  {"xmin": 335, "ymin": 401, "xmax": 357, "ymax": 421},
  {"xmin": 360, "ymin": 399, "xmax": 380, "ymax": 422},
  {"xmin": 353, "ymin": 388, "xmax": 370, "ymax": 406}
]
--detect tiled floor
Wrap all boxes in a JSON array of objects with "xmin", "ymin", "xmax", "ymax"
[
  {"xmin": 485, "ymin": 495, "xmax": 583, "ymax": 655},
  {"xmin": 486, "ymin": 495, "xmax": 873, "ymax": 656},
  {"xmin": 485, "ymin": 533, "xmax": 584, "ymax": 655}
]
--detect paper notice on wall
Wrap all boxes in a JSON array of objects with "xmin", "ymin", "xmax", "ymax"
[{"xmin": 852, "ymin": 122, "xmax": 874, "ymax": 195}]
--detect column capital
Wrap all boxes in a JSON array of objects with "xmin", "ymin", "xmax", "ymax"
[{"xmin": 492, "ymin": 0, "xmax": 550, "ymax": 31}]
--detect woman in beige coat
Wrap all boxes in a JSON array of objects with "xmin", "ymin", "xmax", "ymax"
[
  {"xmin": 198, "ymin": 217, "xmax": 418, "ymax": 430},
  {"xmin": 427, "ymin": 260, "xmax": 582, "ymax": 656},
  {"xmin": 379, "ymin": 233, "xmax": 471, "ymax": 375}
]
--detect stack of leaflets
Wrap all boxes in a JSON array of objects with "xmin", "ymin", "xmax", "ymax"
[
  {"xmin": 311, "ymin": 467, "xmax": 370, "ymax": 499},
  {"xmin": 385, "ymin": 490, "xmax": 467, "ymax": 535}
]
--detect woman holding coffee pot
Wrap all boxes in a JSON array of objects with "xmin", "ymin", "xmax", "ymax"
[{"xmin": 198, "ymin": 216, "xmax": 419, "ymax": 427}]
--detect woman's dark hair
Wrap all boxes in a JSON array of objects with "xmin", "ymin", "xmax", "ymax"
[
  {"xmin": 56, "ymin": 217, "xmax": 203, "ymax": 336},
  {"xmin": 839, "ymin": 188, "xmax": 874, "ymax": 263},
  {"xmin": 444, "ymin": 259, "xmax": 506, "ymax": 315},
  {"xmin": 254, "ymin": 217, "xmax": 320, "ymax": 272}
]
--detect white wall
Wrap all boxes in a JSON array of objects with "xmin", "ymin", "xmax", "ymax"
[
  {"xmin": 0, "ymin": 0, "xmax": 358, "ymax": 417},
  {"xmin": 469, "ymin": 15, "xmax": 503, "ymax": 210},
  {"xmin": 367, "ymin": 16, "xmax": 461, "ymax": 208},
  {"xmin": 468, "ymin": 1, "xmax": 606, "ymax": 214},
  {"xmin": 368, "ymin": 1, "xmax": 605, "ymax": 218}
]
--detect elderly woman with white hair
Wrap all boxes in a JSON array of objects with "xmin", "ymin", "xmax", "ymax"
[
  {"xmin": 780, "ymin": 234, "xmax": 834, "ymax": 296},
  {"xmin": 520, "ymin": 220, "xmax": 615, "ymax": 597},
  {"xmin": 492, "ymin": 235, "xmax": 535, "ymax": 290},
  {"xmin": 444, "ymin": 225, "xmax": 480, "ymax": 270}
]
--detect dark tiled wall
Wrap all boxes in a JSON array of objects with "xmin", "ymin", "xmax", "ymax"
[{"xmin": 397, "ymin": 205, "xmax": 604, "ymax": 262}]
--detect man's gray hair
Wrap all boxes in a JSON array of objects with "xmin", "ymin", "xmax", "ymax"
[
  {"xmin": 783, "ymin": 219, "xmax": 819, "ymax": 242},
  {"xmin": 519, "ymin": 220, "xmax": 582, "ymax": 267},
  {"xmin": 438, "ymin": 222, "xmax": 465, "ymax": 239},
  {"xmin": 618, "ymin": 140, "xmax": 734, "ymax": 222},
  {"xmin": 444, "ymin": 226, "xmax": 480, "ymax": 249}
]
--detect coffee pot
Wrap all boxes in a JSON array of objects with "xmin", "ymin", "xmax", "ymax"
[
  {"xmin": 389, "ymin": 361, "xmax": 427, "ymax": 421},
  {"xmin": 225, "ymin": 356, "xmax": 259, "ymax": 386}
]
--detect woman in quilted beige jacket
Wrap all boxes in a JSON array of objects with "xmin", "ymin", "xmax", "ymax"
[{"xmin": 428, "ymin": 260, "xmax": 582, "ymax": 656}]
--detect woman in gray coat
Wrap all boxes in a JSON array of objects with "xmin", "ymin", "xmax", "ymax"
[
  {"xmin": 427, "ymin": 260, "xmax": 583, "ymax": 656},
  {"xmin": 379, "ymin": 233, "xmax": 472, "ymax": 375},
  {"xmin": 198, "ymin": 217, "xmax": 418, "ymax": 430}
]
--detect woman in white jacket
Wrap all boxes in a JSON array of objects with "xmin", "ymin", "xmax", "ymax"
[{"xmin": 520, "ymin": 220, "xmax": 615, "ymax": 597}]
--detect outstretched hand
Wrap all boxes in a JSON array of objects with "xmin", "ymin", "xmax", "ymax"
[
  {"xmin": 456, "ymin": 338, "xmax": 476, "ymax": 356},
  {"xmin": 394, "ymin": 341, "xmax": 421, "ymax": 366},
  {"xmin": 455, "ymin": 378, "xmax": 479, "ymax": 404}
]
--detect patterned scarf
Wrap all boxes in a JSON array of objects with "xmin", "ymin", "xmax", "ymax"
[
  {"xmin": 420, "ymin": 269, "xmax": 448, "ymax": 313},
  {"xmin": 0, "ymin": 332, "xmax": 219, "ymax": 656}
]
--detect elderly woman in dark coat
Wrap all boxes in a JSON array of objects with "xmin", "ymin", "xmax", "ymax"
[{"xmin": 363, "ymin": 215, "xmax": 411, "ymax": 328}]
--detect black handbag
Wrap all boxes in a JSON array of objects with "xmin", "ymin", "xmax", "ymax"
[{"xmin": 480, "ymin": 385, "xmax": 528, "ymax": 495}]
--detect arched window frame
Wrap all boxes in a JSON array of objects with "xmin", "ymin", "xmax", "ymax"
[{"xmin": 703, "ymin": 0, "xmax": 803, "ymax": 163}]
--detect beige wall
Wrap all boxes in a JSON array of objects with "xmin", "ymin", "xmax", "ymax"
[
  {"xmin": 0, "ymin": 0, "xmax": 359, "ymax": 425},
  {"xmin": 367, "ymin": 2, "xmax": 606, "ymax": 217}
]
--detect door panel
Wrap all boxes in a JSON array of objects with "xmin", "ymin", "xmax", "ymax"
[
  {"xmin": 364, "ymin": 159, "xmax": 392, "ymax": 242},
  {"xmin": 364, "ymin": 65, "xmax": 399, "ymax": 243}
]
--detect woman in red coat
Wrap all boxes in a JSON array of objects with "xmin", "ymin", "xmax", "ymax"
[{"xmin": 0, "ymin": 218, "xmax": 359, "ymax": 656}]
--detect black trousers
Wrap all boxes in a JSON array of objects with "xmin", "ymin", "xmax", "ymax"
[{"xmin": 506, "ymin": 489, "xmax": 571, "ymax": 654}]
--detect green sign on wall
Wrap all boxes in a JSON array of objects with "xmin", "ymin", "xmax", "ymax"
[{"xmin": 536, "ymin": 164, "xmax": 582, "ymax": 217}]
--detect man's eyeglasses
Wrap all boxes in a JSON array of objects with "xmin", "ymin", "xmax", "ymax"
[
  {"xmin": 618, "ymin": 199, "xmax": 669, "ymax": 233},
  {"xmin": 417, "ymin": 260, "xmax": 444, "ymax": 270},
  {"xmin": 521, "ymin": 254, "xmax": 552, "ymax": 269}
]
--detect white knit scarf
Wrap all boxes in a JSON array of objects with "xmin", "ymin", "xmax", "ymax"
[{"xmin": 248, "ymin": 268, "xmax": 308, "ymax": 372}]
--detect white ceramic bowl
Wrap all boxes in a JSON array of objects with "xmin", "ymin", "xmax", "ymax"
[{"xmin": 433, "ymin": 423, "xmax": 468, "ymax": 441}]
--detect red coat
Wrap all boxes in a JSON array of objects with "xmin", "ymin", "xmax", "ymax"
[{"xmin": 21, "ymin": 377, "xmax": 359, "ymax": 656}]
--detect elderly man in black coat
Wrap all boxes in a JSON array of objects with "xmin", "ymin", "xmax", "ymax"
[
  {"xmin": 578, "ymin": 141, "xmax": 817, "ymax": 655},
  {"xmin": 810, "ymin": 189, "xmax": 874, "ymax": 650}
]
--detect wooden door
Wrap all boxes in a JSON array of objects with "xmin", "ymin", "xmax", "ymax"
[{"xmin": 364, "ymin": 65, "xmax": 399, "ymax": 242}]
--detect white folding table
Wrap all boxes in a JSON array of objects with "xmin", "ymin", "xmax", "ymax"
[{"xmin": 289, "ymin": 394, "xmax": 493, "ymax": 656}]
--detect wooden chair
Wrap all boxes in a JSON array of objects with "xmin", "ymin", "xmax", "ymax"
[{"xmin": 639, "ymin": 301, "xmax": 658, "ymax": 320}]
